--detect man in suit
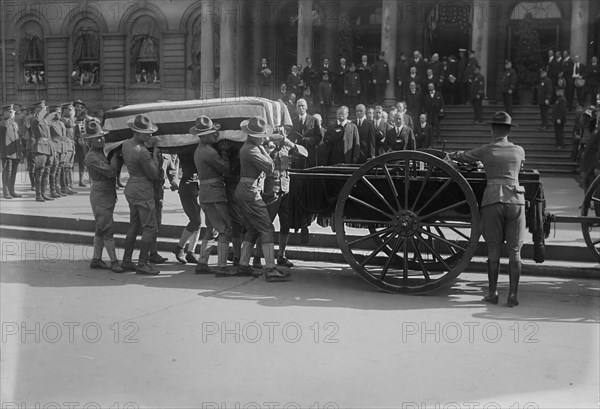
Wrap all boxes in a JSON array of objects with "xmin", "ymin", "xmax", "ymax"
[
  {"xmin": 501, "ymin": 60, "xmax": 517, "ymax": 115},
  {"xmin": 344, "ymin": 64, "xmax": 361, "ymax": 108},
  {"xmin": 286, "ymin": 65, "xmax": 303, "ymax": 97},
  {"xmin": 290, "ymin": 98, "xmax": 317, "ymax": 168},
  {"xmin": 372, "ymin": 51, "xmax": 390, "ymax": 105},
  {"xmin": 553, "ymin": 88, "xmax": 567, "ymax": 149},
  {"xmin": 395, "ymin": 52, "xmax": 409, "ymax": 102},
  {"xmin": 396, "ymin": 101, "xmax": 414, "ymax": 130},
  {"xmin": 570, "ymin": 55, "xmax": 586, "ymax": 108},
  {"xmin": 302, "ymin": 57, "xmax": 318, "ymax": 98},
  {"xmin": 536, "ymin": 68, "xmax": 553, "ymax": 130},
  {"xmin": 335, "ymin": 57, "xmax": 349, "ymax": 105},
  {"xmin": 384, "ymin": 113, "xmax": 415, "ymax": 152},
  {"xmin": 423, "ymin": 83, "xmax": 444, "ymax": 140},
  {"xmin": 406, "ymin": 81, "xmax": 422, "ymax": 120},
  {"xmin": 414, "ymin": 113, "xmax": 433, "ymax": 149},
  {"xmin": 372, "ymin": 105, "xmax": 389, "ymax": 156},
  {"xmin": 421, "ymin": 68, "xmax": 438, "ymax": 96},
  {"xmin": 465, "ymin": 50, "xmax": 479, "ymax": 103},
  {"xmin": 457, "ymin": 49, "xmax": 468, "ymax": 104},
  {"xmin": 357, "ymin": 54, "xmax": 373, "ymax": 104},
  {"xmin": 472, "ymin": 65, "xmax": 485, "ymax": 124},
  {"xmin": 586, "ymin": 56, "xmax": 600, "ymax": 103},
  {"xmin": 355, "ymin": 104, "xmax": 376, "ymax": 163},
  {"xmin": 324, "ymin": 106, "xmax": 360, "ymax": 164},
  {"xmin": 410, "ymin": 50, "xmax": 427, "ymax": 79}
]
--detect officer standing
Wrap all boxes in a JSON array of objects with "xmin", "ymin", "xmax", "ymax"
[
  {"xmin": 60, "ymin": 103, "xmax": 78, "ymax": 194},
  {"xmin": 235, "ymin": 116, "xmax": 291, "ymax": 281},
  {"xmin": 120, "ymin": 114, "xmax": 161, "ymax": 275},
  {"xmin": 47, "ymin": 106, "xmax": 67, "ymax": 198},
  {"xmin": 29, "ymin": 101, "xmax": 55, "ymax": 202},
  {"xmin": 1, "ymin": 104, "xmax": 23, "ymax": 199},
  {"xmin": 83, "ymin": 120, "xmax": 124, "ymax": 273},
  {"xmin": 73, "ymin": 99, "xmax": 92, "ymax": 187},
  {"xmin": 449, "ymin": 112, "xmax": 526, "ymax": 307}
]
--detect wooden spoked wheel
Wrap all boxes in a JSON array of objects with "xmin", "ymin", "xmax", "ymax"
[
  {"xmin": 334, "ymin": 151, "xmax": 480, "ymax": 294},
  {"xmin": 581, "ymin": 175, "xmax": 600, "ymax": 263}
]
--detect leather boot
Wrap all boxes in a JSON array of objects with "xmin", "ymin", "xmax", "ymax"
[
  {"xmin": 198, "ymin": 239, "xmax": 209, "ymax": 265},
  {"xmin": 263, "ymin": 243, "xmax": 291, "ymax": 281},
  {"xmin": 214, "ymin": 240, "xmax": 236, "ymax": 277},
  {"xmin": 35, "ymin": 170, "xmax": 45, "ymax": 202},
  {"xmin": 29, "ymin": 169, "xmax": 36, "ymax": 191},
  {"xmin": 136, "ymin": 240, "xmax": 160, "ymax": 275},
  {"xmin": 104, "ymin": 238, "xmax": 124, "ymax": 273},
  {"xmin": 56, "ymin": 168, "xmax": 67, "ymax": 196},
  {"xmin": 7, "ymin": 161, "xmax": 20, "ymax": 197},
  {"xmin": 41, "ymin": 172, "xmax": 54, "ymax": 201},
  {"xmin": 237, "ymin": 241, "xmax": 258, "ymax": 276},
  {"xmin": 65, "ymin": 170, "xmax": 77, "ymax": 194},
  {"xmin": 49, "ymin": 172, "xmax": 60, "ymax": 198},
  {"xmin": 2, "ymin": 167, "xmax": 12, "ymax": 199},
  {"xmin": 120, "ymin": 237, "xmax": 137, "ymax": 271},
  {"xmin": 507, "ymin": 261, "xmax": 521, "ymax": 307},
  {"xmin": 90, "ymin": 235, "xmax": 109, "ymax": 269},
  {"xmin": 483, "ymin": 260, "xmax": 500, "ymax": 304},
  {"xmin": 173, "ymin": 245, "xmax": 187, "ymax": 264}
]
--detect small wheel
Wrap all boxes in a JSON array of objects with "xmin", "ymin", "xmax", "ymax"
[
  {"xmin": 335, "ymin": 151, "xmax": 480, "ymax": 294},
  {"xmin": 581, "ymin": 175, "xmax": 600, "ymax": 263}
]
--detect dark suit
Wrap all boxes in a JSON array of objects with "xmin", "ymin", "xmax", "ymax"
[
  {"xmin": 372, "ymin": 58, "xmax": 390, "ymax": 105},
  {"xmin": 536, "ymin": 77, "xmax": 553, "ymax": 128},
  {"xmin": 372, "ymin": 118, "xmax": 389, "ymax": 156},
  {"xmin": 414, "ymin": 123, "xmax": 433, "ymax": 149},
  {"xmin": 553, "ymin": 95, "xmax": 567, "ymax": 148},
  {"xmin": 423, "ymin": 91, "xmax": 444, "ymax": 138},
  {"xmin": 357, "ymin": 62, "xmax": 372, "ymax": 103},
  {"xmin": 395, "ymin": 60, "xmax": 409, "ymax": 101},
  {"xmin": 355, "ymin": 118, "xmax": 376, "ymax": 163},
  {"xmin": 384, "ymin": 125, "xmax": 415, "ymax": 152},
  {"xmin": 406, "ymin": 90, "xmax": 422, "ymax": 119},
  {"xmin": 501, "ymin": 68, "xmax": 517, "ymax": 115},
  {"xmin": 291, "ymin": 114, "xmax": 317, "ymax": 168}
]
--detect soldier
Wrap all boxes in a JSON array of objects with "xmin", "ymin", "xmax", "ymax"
[
  {"xmin": 472, "ymin": 65, "xmax": 486, "ymax": 124},
  {"xmin": 372, "ymin": 51, "xmax": 390, "ymax": 105},
  {"xmin": 23, "ymin": 105, "xmax": 36, "ymax": 191},
  {"xmin": 73, "ymin": 99, "xmax": 93, "ymax": 186},
  {"xmin": 60, "ymin": 103, "xmax": 78, "ymax": 194},
  {"xmin": 47, "ymin": 106, "xmax": 67, "ymax": 198},
  {"xmin": 448, "ymin": 112, "xmax": 526, "ymax": 307},
  {"xmin": 1, "ymin": 104, "xmax": 23, "ymax": 199},
  {"xmin": 29, "ymin": 101, "xmax": 55, "ymax": 202},
  {"xmin": 536, "ymin": 68, "xmax": 553, "ymax": 130},
  {"xmin": 83, "ymin": 120, "xmax": 124, "ymax": 273},
  {"xmin": 120, "ymin": 114, "xmax": 161, "ymax": 275},
  {"xmin": 235, "ymin": 116, "xmax": 291, "ymax": 281},
  {"xmin": 191, "ymin": 116, "xmax": 236, "ymax": 276}
]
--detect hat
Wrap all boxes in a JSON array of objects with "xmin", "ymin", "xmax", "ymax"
[
  {"xmin": 47, "ymin": 106, "xmax": 61, "ymax": 114},
  {"xmin": 31, "ymin": 100, "xmax": 45, "ymax": 109},
  {"xmin": 240, "ymin": 116, "xmax": 274, "ymax": 138},
  {"xmin": 487, "ymin": 111, "xmax": 518, "ymax": 127},
  {"xmin": 189, "ymin": 116, "xmax": 221, "ymax": 136},
  {"xmin": 72, "ymin": 99, "xmax": 86, "ymax": 108},
  {"xmin": 81, "ymin": 120, "xmax": 108, "ymax": 139},
  {"xmin": 61, "ymin": 103, "xmax": 73, "ymax": 110},
  {"xmin": 1, "ymin": 104, "xmax": 14, "ymax": 112},
  {"xmin": 127, "ymin": 114, "xmax": 158, "ymax": 133}
]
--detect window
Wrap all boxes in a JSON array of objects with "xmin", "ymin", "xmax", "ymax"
[
  {"xmin": 130, "ymin": 16, "xmax": 160, "ymax": 84},
  {"xmin": 19, "ymin": 21, "xmax": 45, "ymax": 85},
  {"xmin": 72, "ymin": 19, "xmax": 101, "ymax": 87}
]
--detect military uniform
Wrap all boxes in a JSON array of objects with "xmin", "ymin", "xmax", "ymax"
[
  {"xmin": 60, "ymin": 107, "xmax": 77, "ymax": 194},
  {"xmin": 1, "ymin": 106, "xmax": 22, "ymax": 198},
  {"xmin": 48, "ymin": 114, "xmax": 68, "ymax": 197},
  {"xmin": 30, "ymin": 107, "xmax": 55, "ymax": 201}
]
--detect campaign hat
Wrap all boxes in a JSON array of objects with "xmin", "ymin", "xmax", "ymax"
[
  {"xmin": 82, "ymin": 120, "xmax": 108, "ymax": 139},
  {"xmin": 240, "ymin": 116, "xmax": 274, "ymax": 138},
  {"xmin": 487, "ymin": 111, "xmax": 518, "ymax": 127},
  {"xmin": 127, "ymin": 114, "xmax": 158, "ymax": 133},
  {"xmin": 189, "ymin": 116, "xmax": 221, "ymax": 136},
  {"xmin": 72, "ymin": 99, "xmax": 87, "ymax": 108}
]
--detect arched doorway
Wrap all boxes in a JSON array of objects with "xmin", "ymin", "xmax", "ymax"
[
  {"xmin": 425, "ymin": 1, "xmax": 471, "ymax": 57},
  {"xmin": 508, "ymin": 1, "xmax": 562, "ymax": 61}
]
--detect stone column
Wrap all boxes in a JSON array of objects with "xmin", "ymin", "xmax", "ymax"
[
  {"xmin": 471, "ymin": 0, "xmax": 490, "ymax": 98},
  {"xmin": 570, "ymin": 0, "xmax": 589, "ymax": 62},
  {"xmin": 220, "ymin": 0, "xmax": 237, "ymax": 98},
  {"xmin": 251, "ymin": 3, "xmax": 265, "ymax": 96},
  {"xmin": 381, "ymin": 0, "xmax": 398, "ymax": 105},
  {"xmin": 297, "ymin": 0, "xmax": 313, "ymax": 64},
  {"xmin": 200, "ymin": 0, "xmax": 215, "ymax": 99}
]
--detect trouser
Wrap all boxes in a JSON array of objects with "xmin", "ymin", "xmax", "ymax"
[
  {"xmin": 149, "ymin": 185, "xmax": 164, "ymax": 255},
  {"xmin": 374, "ymin": 84, "xmax": 386, "ymax": 105},
  {"xmin": 554, "ymin": 123, "xmax": 564, "ymax": 147},
  {"xmin": 481, "ymin": 203, "xmax": 525, "ymax": 263},
  {"xmin": 2, "ymin": 158, "xmax": 19, "ymax": 195},
  {"xmin": 123, "ymin": 197, "xmax": 158, "ymax": 263},
  {"xmin": 539, "ymin": 104, "xmax": 549, "ymax": 127},
  {"xmin": 179, "ymin": 183, "xmax": 201, "ymax": 232},
  {"xmin": 237, "ymin": 198, "xmax": 275, "ymax": 245},
  {"xmin": 473, "ymin": 98, "xmax": 483, "ymax": 122},
  {"xmin": 33, "ymin": 153, "xmax": 51, "ymax": 198},
  {"xmin": 48, "ymin": 153, "xmax": 59, "ymax": 194},
  {"xmin": 502, "ymin": 92, "xmax": 513, "ymax": 115}
]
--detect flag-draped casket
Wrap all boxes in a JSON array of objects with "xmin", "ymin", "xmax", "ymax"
[{"xmin": 102, "ymin": 97, "xmax": 292, "ymax": 152}]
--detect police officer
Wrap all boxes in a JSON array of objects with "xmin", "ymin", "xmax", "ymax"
[
  {"xmin": 1, "ymin": 104, "xmax": 23, "ymax": 199},
  {"xmin": 235, "ymin": 116, "xmax": 291, "ymax": 281},
  {"xmin": 29, "ymin": 101, "xmax": 55, "ymax": 202},
  {"xmin": 192, "ymin": 116, "xmax": 236, "ymax": 276},
  {"xmin": 120, "ymin": 114, "xmax": 161, "ymax": 275},
  {"xmin": 83, "ymin": 120, "xmax": 124, "ymax": 273},
  {"xmin": 449, "ymin": 112, "xmax": 526, "ymax": 307}
]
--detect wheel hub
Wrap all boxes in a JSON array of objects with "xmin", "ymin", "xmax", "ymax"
[{"xmin": 392, "ymin": 210, "xmax": 419, "ymax": 236}]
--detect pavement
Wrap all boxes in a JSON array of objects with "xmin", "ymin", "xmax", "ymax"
[{"xmin": 1, "ymin": 239, "xmax": 599, "ymax": 408}]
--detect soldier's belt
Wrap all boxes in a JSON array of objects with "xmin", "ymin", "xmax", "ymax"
[
  {"xmin": 198, "ymin": 178, "xmax": 223, "ymax": 185},
  {"xmin": 487, "ymin": 178, "xmax": 519, "ymax": 186}
]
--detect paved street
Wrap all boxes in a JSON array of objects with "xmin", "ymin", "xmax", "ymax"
[{"xmin": 1, "ymin": 239, "xmax": 598, "ymax": 408}]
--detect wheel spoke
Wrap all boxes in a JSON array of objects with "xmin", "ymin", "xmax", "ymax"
[
  {"xmin": 404, "ymin": 159, "xmax": 410, "ymax": 210},
  {"xmin": 415, "ymin": 179, "xmax": 452, "ymax": 215},
  {"xmin": 411, "ymin": 237, "xmax": 431, "ymax": 283},
  {"xmin": 418, "ymin": 227, "xmax": 467, "ymax": 251},
  {"xmin": 415, "ymin": 234, "xmax": 453, "ymax": 271},
  {"xmin": 360, "ymin": 176, "xmax": 397, "ymax": 214},
  {"xmin": 348, "ymin": 195, "xmax": 393, "ymax": 219},
  {"xmin": 348, "ymin": 226, "xmax": 395, "ymax": 246},
  {"xmin": 419, "ymin": 199, "xmax": 468, "ymax": 221},
  {"xmin": 402, "ymin": 237, "xmax": 409, "ymax": 286},
  {"xmin": 383, "ymin": 164, "xmax": 402, "ymax": 211},
  {"xmin": 380, "ymin": 236, "xmax": 404, "ymax": 280},
  {"xmin": 411, "ymin": 165, "xmax": 435, "ymax": 211},
  {"xmin": 433, "ymin": 225, "xmax": 457, "ymax": 254},
  {"xmin": 360, "ymin": 233, "xmax": 396, "ymax": 267}
]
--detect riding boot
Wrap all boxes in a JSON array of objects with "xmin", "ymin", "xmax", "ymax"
[
  {"xmin": 59, "ymin": 168, "xmax": 68, "ymax": 195},
  {"xmin": 263, "ymin": 242, "xmax": 291, "ymax": 281},
  {"xmin": 483, "ymin": 259, "xmax": 500, "ymax": 304},
  {"xmin": 29, "ymin": 168, "xmax": 36, "ymax": 191},
  {"xmin": 90, "ymin": 235, "xmax": 109, "ymax": 269},
  {"xmin": 237, "ymin": 241, "xmax": 258, "ymax": 276},
  {"xmin": 66, "ymin": 170, "xmax": 77, "ymax": 194},
  {"xmin": 35, "ymin": 170, "xmax": 44, "ymax": 201},
  {"xmin": 104, "ymin": 238, "xmax": 124, "ymax": 273},
  {"xmin": 7, "ymin": 160, "xmax": 20, "ymax": 197},
  {"xmin": 41, "ymin": 172, "xmax": 54, "ymax": 201},
  {"xmin": 2, "ymin": 169, "xmax": 11, "ymax": 199},
  {"xmin": 507, "ymin": 261, "xmax": 521, "ymax": 307},
  {"xmin": 121, "ymin": 236, "xmax": 137, "ymax": 271},
  {"xmin": 55, "ymin": 168, "xmax": 66, "ymax": 196},
  {"xmin": 137, "ymin": 240, "xmax": 160, "ymax": 275},
  {"xmin": 49, "ymin": 172, "xmax": 60, "ymax": 198}
]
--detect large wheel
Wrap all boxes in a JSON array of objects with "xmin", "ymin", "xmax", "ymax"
[
  {"xmin": 581, "ymin": 174, "xmax": 600, "ymax": 263},
  {"xmin": 335, "ymin": 151, "xmax": 480, "ymax": 294}
]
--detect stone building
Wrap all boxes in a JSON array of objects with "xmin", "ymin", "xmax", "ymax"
[{"xmin": 0, "ymin": 0, "xmax": 598, "ymax": 109}]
